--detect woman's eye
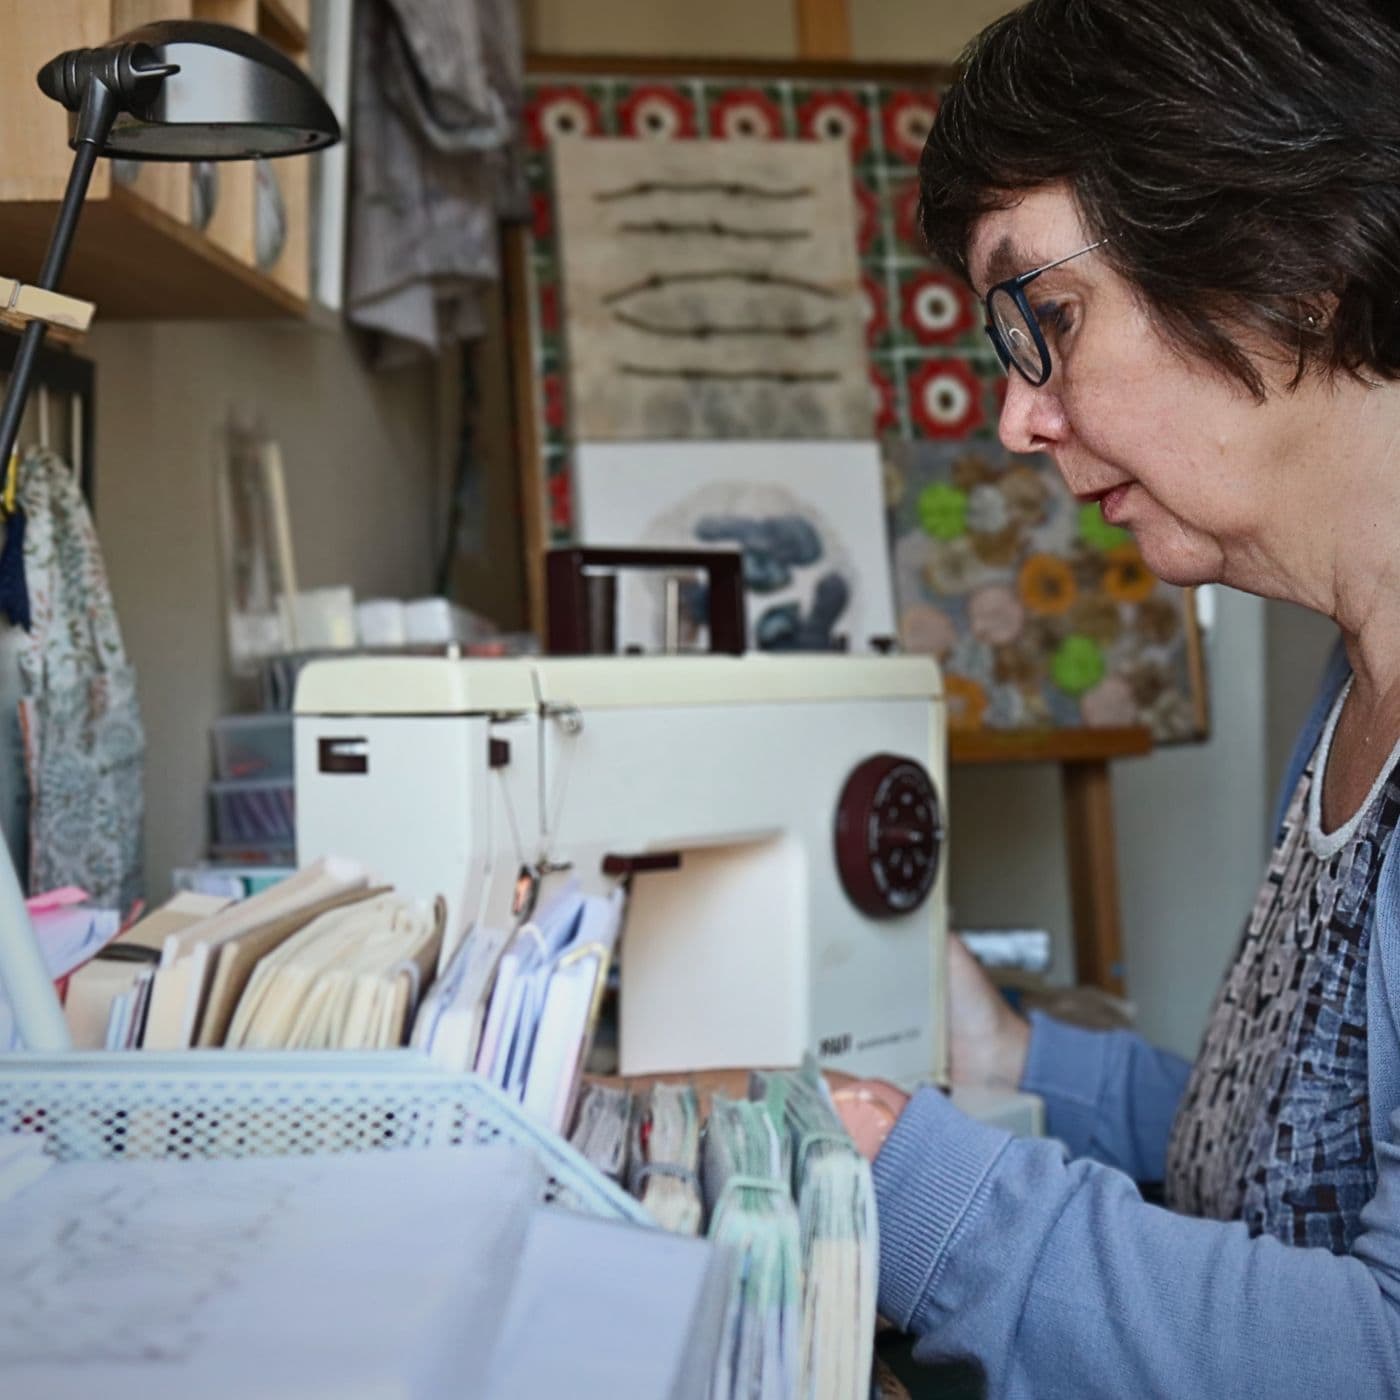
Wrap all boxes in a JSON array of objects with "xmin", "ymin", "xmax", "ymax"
[{"xmin": 1033, "ymin": 300, "xmax": 1074, "ymax": 339}]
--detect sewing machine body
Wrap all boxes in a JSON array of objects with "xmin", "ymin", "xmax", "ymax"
[{"xmin": 295, "ymin": 654, "xmax": 948, "ymax": 1085}]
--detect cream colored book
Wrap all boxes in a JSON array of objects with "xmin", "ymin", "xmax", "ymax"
[
  {"xmin": 141, "ymin": 859, "xmax": 368, "ymax": 1051},
  {"xmin": 195, "ymin": 885, "xmax": 388, "ymax": 1048},
  {"xmin": 227, "ymin": 894, "xmax": 444, "ymax": 1051}
]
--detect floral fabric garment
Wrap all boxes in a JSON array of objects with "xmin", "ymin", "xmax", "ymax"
[
  {"xmin": 1165, "ymin": 741, "xmax": 1387, "ymax": 1251},
  {"xmin": 14, "ymin": 447, "xmax": 144, "ymax": 910}
]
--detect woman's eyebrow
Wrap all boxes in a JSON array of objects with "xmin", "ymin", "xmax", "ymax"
[{"xmin": 975, "ymin": 235, "xmax": 1042, "ymax": 296}]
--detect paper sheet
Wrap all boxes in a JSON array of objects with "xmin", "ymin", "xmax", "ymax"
[{"xmin": 0, "ymin": 1146, "xmax": 544, "ymax": 1399}]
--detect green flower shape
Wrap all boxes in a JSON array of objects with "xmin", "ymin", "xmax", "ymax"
[
  {"xmin": 917, "ymin": 483, "xmax": 968, "ymax": 540},
  {"xmin": 1052, "ymin": 634, "xmax": 1106, "ymax": 696},
  {"xmin": 1077, "ymin": 501, "xmax": 1130, "ymax": 551}
]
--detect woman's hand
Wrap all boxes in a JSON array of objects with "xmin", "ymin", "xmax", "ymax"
[
  {"xmin": 947, "ymin": 932, "xmax": 1031, "ymax": 1090},
  {"xmin": 826, "ymin": 1071, "xmax": 910, "ymax": 1161}
]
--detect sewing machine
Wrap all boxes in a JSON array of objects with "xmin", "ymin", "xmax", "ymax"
[{"xmin": 294, "ymin": 652, "xmax": 949, "ymax": 1086}]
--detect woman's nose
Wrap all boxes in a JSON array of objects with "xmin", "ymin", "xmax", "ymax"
[{"xmin": 997, "ymin": 372, "xmax": 1068, "ymax": 455}]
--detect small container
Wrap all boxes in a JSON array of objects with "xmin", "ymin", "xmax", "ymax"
[
  {"xmin": 212, "ymin": 713, "xmax": 294, "ymax": 781},
  {"xmin": 209, "ymin": 777, "xmax": 296, "ymax": 847}
]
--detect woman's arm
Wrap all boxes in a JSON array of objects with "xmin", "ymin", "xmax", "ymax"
[
  {"xmin": 1021, "ymin": 1013, "xmax": 1192, "ymax": 1181},
  {"xmin": 872, "ymin": 1093, "xmax": 1400, "ymax": 1399},
  {"xmin": 947, "ymin": 934, "xmax": 1191, "ymax": 1181}
]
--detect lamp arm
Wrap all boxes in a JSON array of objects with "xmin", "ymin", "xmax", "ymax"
[{"xmin": 0, "ymin": 78, "xmax": 116, "ymax": 486}]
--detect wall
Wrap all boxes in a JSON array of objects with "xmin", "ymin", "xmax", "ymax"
[
  {"xmin": 87, "ymin": 319, "xmax": 441, "ymax": 900},
  {"xmin": 1266, "ymin": 599, "xmax": 1338, "ymax": 807},
  {"xmin": 525, "ymin": 0, "xmax": 1019, "ymax": 64}
]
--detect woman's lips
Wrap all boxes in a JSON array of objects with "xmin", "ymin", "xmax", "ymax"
[
  {"xmin": 1100, "ymin": 483, "xmax": 1131, "ymax": 523},
  {"xmin": 1078, "ymin": 483, "xmax": 1132, "ymax": 523}
]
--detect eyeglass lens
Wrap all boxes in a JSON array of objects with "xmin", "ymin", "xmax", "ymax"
[{"xmin": 986, "ymin": 286, "xmax": 1047, "ymax": 383}]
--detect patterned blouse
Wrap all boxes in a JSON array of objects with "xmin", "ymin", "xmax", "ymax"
[{"xmin": 1165, "ymin": 680, "xmax": 1391, "ymax": 1252}]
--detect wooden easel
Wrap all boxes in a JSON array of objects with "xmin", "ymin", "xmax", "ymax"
[{"xmin": 951, "ymin": 727, "xmax": 1153, "ymax": 995}]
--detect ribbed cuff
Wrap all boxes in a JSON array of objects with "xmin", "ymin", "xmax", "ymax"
[
  {"xmin": 1020, "ymin": 1011, "xmax": 1112, "ymax": 1159},
  {"xmin": 871, "ymin": 1087, "xmax": 1011, "ymax": 1330}
]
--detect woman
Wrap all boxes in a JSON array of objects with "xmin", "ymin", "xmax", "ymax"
[{"xmin": 832, "ymin": 1, "xmax": 1400, "ymax": 1394}]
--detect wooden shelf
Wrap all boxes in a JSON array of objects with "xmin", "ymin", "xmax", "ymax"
[
  {"xmin": 0, "ymin": 0, "xmax": 317, "ymax": 323},
  {"xmin": 0, "ymin": 184, "xmax": 306, "ymax": 320},
  {"xmin": 950, "ymin": 725, "xmax": 1152, "ymax": 767}
]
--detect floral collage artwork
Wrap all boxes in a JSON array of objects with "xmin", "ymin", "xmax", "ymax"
[{"xmin": 522, "ymin": 72, "xmax": 1207, "ymax": 741}]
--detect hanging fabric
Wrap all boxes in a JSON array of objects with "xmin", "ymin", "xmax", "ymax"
[
  {"xmin": 13, "ymin": 446, "xmax": 144, "ymax": 910},
  {"xmin": 0, "ymin": 450, "xmax": 31, "ymax": 631},
  {"xmin": 346, "ymin": 0, "xmax": 526, "ymax": 364}
]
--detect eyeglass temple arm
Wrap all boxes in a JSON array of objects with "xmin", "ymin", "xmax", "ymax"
[{"xmin": 1018, "ymin": 237, "xmax": 1110, "ymax": 287}]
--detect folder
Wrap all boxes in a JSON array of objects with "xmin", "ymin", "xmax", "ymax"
[
  {"xmin": 63, "ymin": 893, "xmax": 229, "ymax": 1050},
  {"xmin": 413, "ymin": 920, "xmax": 513, "ymax": 1071},
  {"xmin": 521, "ymin": 889, "xmax": 626, "ymax": 1131}
]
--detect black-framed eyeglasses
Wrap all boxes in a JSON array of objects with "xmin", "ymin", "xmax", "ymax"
[{"xmin": 984, "ymin": 238, "xmax": 1108, "ymax": 387}]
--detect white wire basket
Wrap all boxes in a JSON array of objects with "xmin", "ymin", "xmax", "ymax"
[{"xmin": 0, "ymin": 1049, "xmax": 649, "ymax": 1224}]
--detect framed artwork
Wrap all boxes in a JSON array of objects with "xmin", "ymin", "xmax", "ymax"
[
  {"xmin": 887, "ymin": 439, "xmax": 1206, "ymax": 740},
  {"xmin": 514, "ymin": 57, "xmax": 1209, "ymax": 742},
  {"xmin": 574, "ymin": 440, "xmax": 896, "ymax": 653},
  {"xmin": 553, "ymin": 136, "xmax": 869, "ymax": 441}
]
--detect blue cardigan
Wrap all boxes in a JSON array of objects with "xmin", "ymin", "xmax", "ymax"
[{"xmin": 872, "ymin": 642, "xmax": 1400, "ymax": 1396}]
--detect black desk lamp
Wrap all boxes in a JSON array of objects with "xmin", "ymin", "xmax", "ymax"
[
  {"xmin": 0, "ymin": 20, "xmax": 339, "ymax": 1054},
  {"xmin": 0, "ymin": 19, "xmax": 341, "ymax": 477}
]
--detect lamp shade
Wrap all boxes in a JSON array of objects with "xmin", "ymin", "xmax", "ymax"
[{"xmin": 38, "ymin": 20, "xmax": 340, "ymax": 161}]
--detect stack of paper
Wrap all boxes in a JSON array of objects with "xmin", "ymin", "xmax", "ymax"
[
  {"xmin": 754, "ymin": 1063, "xmax": 879, "ymax": 1400},
  {"xmin": 0, "ymin": 1146, "xmax": 545, "ymax": 1398},
  {"xmin": 632, "ymin": 1082, "xmax": 703, "ymax": 1235},
  {"xmin": 0, "ymin": 1143, "xmax": 732, "ymax": 1400},
  {"xmin": 226, "ymin": 892, "xmax": 443, "ymax": 1050},
  {"xmin": 475, "ymin": 885, "xmax": 625, "ymax": 1133},
  {"xmin": 481, "ymin": 1207, "xmax": 730, "ymax": 1400},
  {"xmin": 141, "ymin": 858, "xmax": 371, "ymax": 1050},
  {"xmin": 703, "ymin": 1095, "xmax": 802, "ymax": 1400},
  {"xmin": 569, "ymin": 1082, "xmax": 632, "ymax": 1184}
]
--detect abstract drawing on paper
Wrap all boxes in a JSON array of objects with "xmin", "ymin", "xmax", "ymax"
[
  {"xmin": 551, "ymin": 138, "xmax": 869, "ymax": 442},
  {"xmin": 574, "ymin": 441, "xmax": 896, "ymax": 654}
]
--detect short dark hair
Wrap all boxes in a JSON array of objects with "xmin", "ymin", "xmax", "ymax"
[{"xmin": 920, "ymin": 0, "xmax": 1400, "ymax": 397}]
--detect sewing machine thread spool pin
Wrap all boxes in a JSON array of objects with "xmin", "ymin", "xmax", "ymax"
[{"xmin": 544, "ymin": 702, "xmax": 583, "ymax": 736}]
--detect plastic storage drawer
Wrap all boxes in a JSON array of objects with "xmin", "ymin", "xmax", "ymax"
[
  {"xmin": 212, "ymin": 713, "xmax": 294, "ymax": 781},
  {"xmin": 209, "ymin": 777, "xmax": 295, "ymax": 847}
]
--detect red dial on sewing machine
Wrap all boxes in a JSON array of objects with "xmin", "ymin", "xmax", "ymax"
[{"xmin": 834, "ymin": 754, "xmax": 943, "ymax": 918}]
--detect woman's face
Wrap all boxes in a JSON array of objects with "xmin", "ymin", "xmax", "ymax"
[{"xmin": 966, "ymin": 184, "xmax": 1326, "ymax": 593}]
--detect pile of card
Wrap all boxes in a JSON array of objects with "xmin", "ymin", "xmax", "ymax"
[{"xmin": 755, "ymin": 1063, "xmax": 879, "ymax": 1400}]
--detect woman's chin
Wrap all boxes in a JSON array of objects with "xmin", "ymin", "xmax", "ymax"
[{"xmin": 1130, "ymin": 526, "xmax": 1224, "ymax": 590}]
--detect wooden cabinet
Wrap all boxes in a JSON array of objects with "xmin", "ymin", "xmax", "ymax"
[{"xmin": 0, "ymin": 0, "xmax": 320, "ymax": 318}]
